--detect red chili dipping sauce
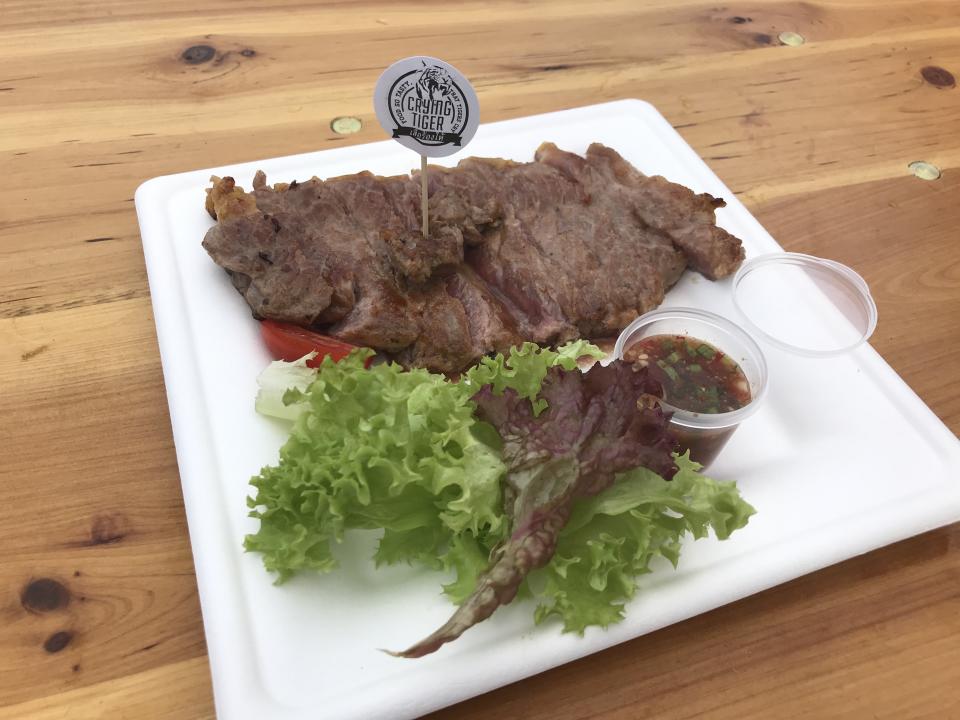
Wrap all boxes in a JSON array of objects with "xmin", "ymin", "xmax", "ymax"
[{"xmin": 623, "ymin": 334, "xmax": 752, "ymax": 465}]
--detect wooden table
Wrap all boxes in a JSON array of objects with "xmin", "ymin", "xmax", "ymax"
[{"xmin": 2, "ymin": 1, "xmax": 959, "ymax": 718}]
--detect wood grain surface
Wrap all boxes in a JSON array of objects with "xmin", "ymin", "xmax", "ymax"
[{"xmin": 2, "ymin": 1, "xmax": 959, "ymax": 718}]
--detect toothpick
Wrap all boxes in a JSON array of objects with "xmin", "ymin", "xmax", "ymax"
[{"xmin": 420, "ymin": 154, "xmax": 429, "ymax": 237}]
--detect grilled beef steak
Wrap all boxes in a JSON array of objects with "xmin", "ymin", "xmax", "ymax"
[{"xmin": 202, "ymin": 143, "xmax": 744, "ymax": 372}]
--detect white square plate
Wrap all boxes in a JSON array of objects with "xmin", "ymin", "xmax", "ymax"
[{"xmin": 135, "ymin": 100, "xmax": 960, "ymax": 720}]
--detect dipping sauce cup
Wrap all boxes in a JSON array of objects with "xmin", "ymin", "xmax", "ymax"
[{"xmin": 614, "ymin": 308, "xmax": 768, "ymax": 468}]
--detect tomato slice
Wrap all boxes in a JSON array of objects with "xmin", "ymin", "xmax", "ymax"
[{"xmin": 260, "ymin": 320, "xmax": 365, "ymax": 368}]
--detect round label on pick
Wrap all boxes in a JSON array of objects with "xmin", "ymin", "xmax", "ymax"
[{"xmin": 373, "ymin": 56, "xmax": 479, "ymax": 158}]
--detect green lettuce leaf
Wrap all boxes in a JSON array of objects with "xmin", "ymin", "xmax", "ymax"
[
  {"xmin": 245, "ymin": 342, "xmax": 755, "ymax": 652},
  {"xmin": 392, "ymin": 360, "xmax": 679, "ymax": 658},
  {"xmin": 246, "ymin": 342, "xmax": 601, "ymax": 583},
  {"xmin": 530, "ymin": 452, "xmax": 756, "ymax": 633},
  {"xmin": 244, "ymin": 350, "xmax": 507, "ymax": 583},
  {"xmin": 463, "ymin": 340, "xmax": 606, "ymax": 416}
]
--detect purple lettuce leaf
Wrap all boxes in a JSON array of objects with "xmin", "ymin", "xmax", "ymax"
[{"xmin": 391, "ymin": 361, "xmax": 676, "ymax": 657}]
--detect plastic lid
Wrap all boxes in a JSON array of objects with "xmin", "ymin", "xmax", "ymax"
[{"xmin": 731, "ymin": 253, "xmax": 877, "ymax": 358}]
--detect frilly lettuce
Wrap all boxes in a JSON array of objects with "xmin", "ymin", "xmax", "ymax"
[
  {"xmin": 533, "ymin": 452, "xmax": 755, "ymax": 633},
  {"xmin": 393, "ymin": 360, "xmax": 680, "ymax": 657},
  {"xmin": 245, "ymin": 349, "xmax": 506, "ymax": 582},
  {"xmin": 245, "ymin": 342, "xmax": 754, "ymax": 652},
  {"xmin": 462, "ymin": 340, "xmax": 606, "ymax": 416}
]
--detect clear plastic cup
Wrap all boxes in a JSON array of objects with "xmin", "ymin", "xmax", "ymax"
[
  {"xmin": 613, "ymin": 308, "xmax": 768, "ymax": 467},
  {"xmin": 731, "ymin": 253, "xmax": 878, "ymax": 357}
]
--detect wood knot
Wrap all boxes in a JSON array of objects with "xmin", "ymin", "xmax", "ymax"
[
  {"xmin": 240, "ymin": 48, "xmax": 256, "ymax": 58},
  {"xmin": 729, "ymin": 16, "xmax": 752, "ymax": 23},
  {"xmin": 88, "ymin": 513, "xmax": 128, "ymax": 546},
  {"xmin": 21, "ymin": 578, "xmax": 70, "ymax": 613},
  {"xmin": 181, "ymin": 45, "xmax": 216, "ymax": 64},
  {"xmin": 44, "ymin": 631, "xmax": 73, "ymax": 653},
  {"xmin": 920, "ymin": 65, "xmax": 955, "ymax": 89}
]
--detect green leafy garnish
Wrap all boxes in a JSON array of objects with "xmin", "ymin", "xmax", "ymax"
[
  {"xmin": 245, "ymin": 350, "xmax": 507, "ymax": 582},
  {"xmin": 245, "ymin": 341, "xmax": 755, "ymax": 656},
  {"xmin": 533, "ymin": 453, "xmax": 754, "ymax": 632},
  {"xmin": 463, "ymin": 339, "xmax": 605, "ymax": 416}
]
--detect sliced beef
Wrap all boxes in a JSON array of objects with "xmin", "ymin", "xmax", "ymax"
[
  {"xmin": 427, "ymin": 157, "xmax": 581, "ymax": 344},
  {"xmin": 576, "ymin": 144, "xmax": 744, "ymax": 279},
  {"xmin": 202, "ymin": 144, "xmax": 745, "ymax": 372},
  {"xmin": 444, "ymin": 266, "xmax": 523, "ymax": 361},
  {"xmin": 437, "ymin": 146, "xmax": 690, "ymax": 341}
]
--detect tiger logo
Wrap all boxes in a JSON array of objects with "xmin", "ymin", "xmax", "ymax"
[
  {"xmin": 376, "ymin": 56, "xmax": 478, "ymax": 155},
  {"xmin": 415, "ymin": 64, "xmax": 454, "ymax": 101}
]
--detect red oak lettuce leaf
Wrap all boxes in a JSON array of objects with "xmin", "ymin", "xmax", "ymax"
[{"xmin": 392, "ymin": 361, "xmax": 676, "ymax": 657}]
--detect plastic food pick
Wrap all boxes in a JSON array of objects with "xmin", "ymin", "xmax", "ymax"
[{"xmin": 374, "ymin": 56, "xmax": 480, "ymax": 237}]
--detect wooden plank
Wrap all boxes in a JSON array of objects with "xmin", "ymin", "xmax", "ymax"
[
  {"xmin": 0, "ymin": 656, "xmax": 214, "ymax": 720},
  {"xmin": 8, "ymin": 0, "xmax": 954, "ymax": 39},
  {"xmin": 1, "ymin": 3, "xmax": 958, "ymax": 153},
  {"xmin": 0, "ymin": 300, "xmax": 207, "ymax": 706}
]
